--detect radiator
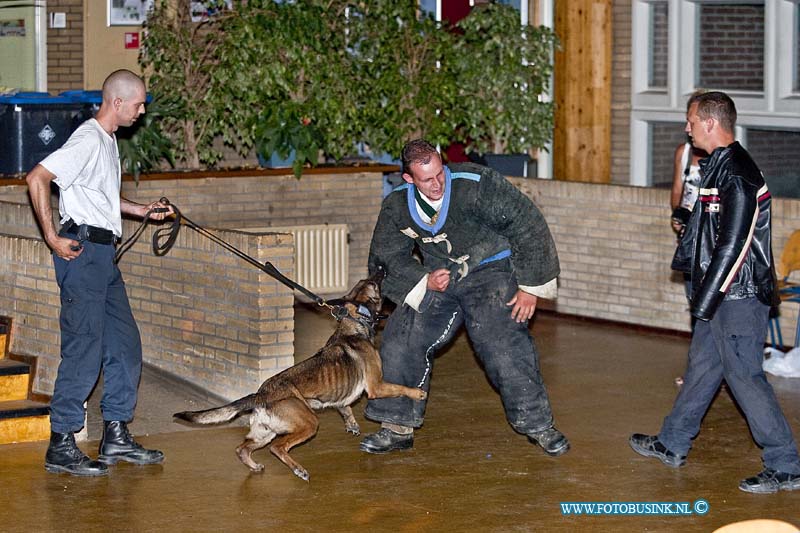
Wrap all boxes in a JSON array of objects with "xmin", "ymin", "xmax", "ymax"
[{"xmin": 247, "ymin": 224, "xmax": 349, "ymax": 295}]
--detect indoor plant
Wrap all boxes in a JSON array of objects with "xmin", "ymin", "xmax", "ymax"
[
  {"xmin": 117, "ymin": 95, "xmax": 176, "ymax": 181},
  {"xmin": 347, "ymin": 2, "xmax": 459, "ymax": 161},
  {"xmin": 140, "ymin": 0, "xmax": 238, "ymax": 169},
  {"xmin": 452, "ymin": 3, "xmax": 558, "ymax": 176}
]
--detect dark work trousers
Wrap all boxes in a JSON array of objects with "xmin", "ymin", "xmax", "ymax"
[
  {"xmin": 365, "ymin": 259, "xmax": 555, "ymax": 434},
  {"xmin": 49, "ymin": 241, "xmax": 143, "ymax": 434},
  {"xmin": 658, "ymin": 298, "xmax": 800, "ymax": 474}
]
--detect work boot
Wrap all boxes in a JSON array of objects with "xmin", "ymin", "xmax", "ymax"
[
  {"xmin": 359, "ymin": 427, "xmax": 414, "ymax": 454},
  {"xmin": 45, "ymin": 431, "xmax": 108, "ymax": 477},
  {"xmin": 528, "ymin": 427, "xmax": 570, "ymax": 457},
  {"xmin": 629, "ymin": 433, "xmax": 686, "ymax": 468},
  {"xmin": 739, "ymin": 468, "xmax": 800, "ymax": 494},
  {"xmin": 98, "ymin": 421, "xmax": 164, "ymax": 465}
]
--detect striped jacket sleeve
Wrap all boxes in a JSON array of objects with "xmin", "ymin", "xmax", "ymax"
[{"xmin": 691, "ymin": 177, "xmax": 762, "ymax": 320}]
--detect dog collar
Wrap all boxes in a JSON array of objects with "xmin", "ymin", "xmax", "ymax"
[{"xmin": 357, "ymin": 304, "xmax": 372, "ymax": 319}]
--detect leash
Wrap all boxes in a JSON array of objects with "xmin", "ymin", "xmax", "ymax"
[{"xmin": 116, "ymin": 197, "xmax": 340, "ymax": 314}]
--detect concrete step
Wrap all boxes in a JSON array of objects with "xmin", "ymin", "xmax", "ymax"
[
  {"xmin": 0, "ymin": 399, "xmax": 50, "ymax": 445},
  {"xmin": 0, "ymin": 359, "xmax": 31, "ymax": 402}
]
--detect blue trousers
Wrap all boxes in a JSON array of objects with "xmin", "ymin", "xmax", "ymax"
[
  {"xmin": 365, "ymin": 259, "xmax": 555, "ymax": 434},
  {"xmin": 658, "ymin": 298, "xmax": 800, "ymax": 474},
  {"xmin": 50, "ymin": 241, "xmax": 142, "ymax": 434}
]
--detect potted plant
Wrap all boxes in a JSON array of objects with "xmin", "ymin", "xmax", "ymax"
[
  {"xmin": 140, "ymin": 0, "xmax": 241, "ymax": 169},
  {"xmin": 253, "ymin": 103, "xmax": 324, "ymax": 178},
  {"xmin": 452, "ymin": 3, "xmax": 558, "ymax": 177},
  {"xmin": 117, "ymin": 95, "xmax": 176, "ymax": 181},
  {"xmin": 347, "ymin": 2, "xmax": 459, "ymax": 162},
  {"xmin": 220, "ymin": 0, "xmax": 363, "ymax": 175}
]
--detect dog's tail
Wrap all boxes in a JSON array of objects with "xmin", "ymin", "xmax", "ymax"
[{"xmin": 173, "ymin": 393, "xmax": 258, "ymax": 425}]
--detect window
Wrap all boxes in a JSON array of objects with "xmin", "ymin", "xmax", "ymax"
[
  {"xmin": 650, "ymin": 122, "xmax": 687, "ymax": 186},
  {"xmin": 795, "ymin": 8, "xmax": 800, "ymax": 92},
  {"xmin": 746, "ymin": 128, "xmax": 800, "ymax": 197},
  {"xmin": 649, "ymin": 2, "xmax": 669, "ymax": 89},
  {"xmin": 630, "ymin": 0, "xmax": 800, "ymax": 197},
  {"xmin": 697, "ymin": 3, "xmax": 764, "ymax": 92}
]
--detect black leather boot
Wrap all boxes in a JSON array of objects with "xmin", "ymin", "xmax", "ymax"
[
  {"xmin": 98, "ymin": 421, "xmax": 164, "ymax": 465},
  {"xmin": 45, "ymin": 431, "xmax": 108, "ymax": 476},
  {"xmin": 528, "ymin": 426, "xmax": 571, "ymax": 457},
  {"xmin": 359, "ymin": 427, "xmax": 414, "ymax": 454}
]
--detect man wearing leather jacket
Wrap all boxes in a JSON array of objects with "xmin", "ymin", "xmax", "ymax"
[{"xmin": 630, "ymin": 91, "xmax": 800, "ymax": 494}]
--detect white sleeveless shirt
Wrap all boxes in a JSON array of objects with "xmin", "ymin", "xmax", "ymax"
[{"xmin": 679, "ymin": 142, "xmax": 701, "ymax": 212}]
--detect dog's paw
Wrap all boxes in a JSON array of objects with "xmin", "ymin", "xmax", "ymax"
[
  {"xmin": 293, "ymin": 467, "xmax": 309, "ymax": 482},
  {"xmin": 345, "ymin": 423, "xmax": 361, "ymax": 436},
  {"xmin": 250, "ymin": 463, "xmax": 265, "ymax": 473},
  {"xmin": 415, "ymin": 388, "xmax": 427, "ymax": 400}
]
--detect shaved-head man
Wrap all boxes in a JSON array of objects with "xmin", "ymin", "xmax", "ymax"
[{"xmin": 26, "ymin": 69, "xmax": 171, "ymax": 476}]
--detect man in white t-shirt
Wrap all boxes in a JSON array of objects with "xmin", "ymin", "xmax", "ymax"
[{"xmin": 26, "ymin": 69, "xmax": 172, "ymax": 477}]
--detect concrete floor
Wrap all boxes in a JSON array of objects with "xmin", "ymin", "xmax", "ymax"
[{"xmin": 1, "ymin": 304, "xmax": 799, "ymax": 532}]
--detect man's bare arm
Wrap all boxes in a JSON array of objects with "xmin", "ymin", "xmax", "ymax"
[
  {"xmin": 120, "ymin": 197, "xmax": 172, "ymax": 220},
  {"xmin": 26, "ymin": 165, "xmax": 81, "ymax": 259}
]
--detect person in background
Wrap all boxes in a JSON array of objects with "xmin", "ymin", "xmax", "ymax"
[
  {"xmin": 630, "ymin": 91, "xmax": 800, "ymax": 494},
  {"xmin": 670, "ymin": 91, "xmax": 708, "ymax": 353},
  {"xmin": 26, "ymin": 69, "xmax": 172, "ymax": 477},
  {"xmin": 670, "ymin": 91, "xmax": 707, "ymax": 241}
]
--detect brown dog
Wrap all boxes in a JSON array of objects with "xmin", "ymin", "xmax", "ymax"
[{"xmin": 173, "ymin": 270, "xmax": 425, "ymax": 480}]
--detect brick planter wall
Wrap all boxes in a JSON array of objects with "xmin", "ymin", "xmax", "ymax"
[
  {"xmin": 3, "ymin": 170, "xmax": 800, "ymax": 399},
  {"xmin": 0, "ymin": 225, "xmax": 296, "ymax": 400},
  {"xmin": 0, "ymin": 168, "xmax": 386, "ymax": 399}
]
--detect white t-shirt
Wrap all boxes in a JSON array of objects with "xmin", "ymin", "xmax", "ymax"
[{"xmin": 39, "ymin": 118, "xmax": 122, "ymax": 237}]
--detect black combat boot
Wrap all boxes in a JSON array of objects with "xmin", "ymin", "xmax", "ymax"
[
  {"xmin": 359, "ymin": 427, "xmax": 414, "ymax": 454},
  {"xmin": 528, "ymin": 426, "xmax": 571, "ymax": 457},
  {"xmin": 98, "ymin": 421, "xmax": 164, "ymax": 465},
  {"xmin": 45, "ymin": 431, "xmax": 109, "ymax": 476}
]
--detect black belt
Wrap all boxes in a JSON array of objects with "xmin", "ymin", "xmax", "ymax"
[{"xmin": 61, "ymin": 219, "xmax": 117, "ymax": 245}]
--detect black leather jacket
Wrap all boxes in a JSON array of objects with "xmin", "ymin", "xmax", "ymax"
[{"xmin": 671, "ymin": 142, "xmax": 779, "ymax": 321}]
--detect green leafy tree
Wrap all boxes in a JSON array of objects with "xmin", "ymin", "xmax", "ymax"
[
  {"xmin": 117, "ymin": 96, "xmax": 176, "ymax": 181},
  {"xmin": 140, "ymin": 0, "xmax": 237, "ymax": 168},
  {"xmin": 349, "ymin": 1, "xmax": 459, "ymax": 160},
  {"xmin": 453, "ymin": 3, "xmax": 558, "ymax": 155}
]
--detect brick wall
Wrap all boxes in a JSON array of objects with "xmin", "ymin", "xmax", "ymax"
[
  {"xmin": 4, "ymin": 172, "xmax": 800, "ymax": 398},
  {"xmin": 46, "ymin": 0, "xmax": 84, "ymax": 93},
  {"xmin": 118, "ymin": 170, "xmax": 384, "ymax": 287},
  {"xmin": 0, "ymin": 226, "xmax": 295, "ymax": 400},
  {"xmin": 699, "ymin": 4, "xmax": 764, "ymax": 91},
  {"xmin": 0, "ymin": 200, "xmax": 40, "ymax": 238},
  {"xmin": 610, "ymin": 0, "xmax": 631, "ymax": 185},
  {"xmin": 0, "ymin": 169, "xmax": 385, "ymax": 398},
  {"xmin": 119, "ymin": 222, "xmax": 296, "ymax": 400},
  {"xmin": 510, "ymin": 177, "xmax": 800, "ymax": 343}
]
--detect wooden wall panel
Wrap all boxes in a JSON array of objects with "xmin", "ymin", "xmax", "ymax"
[{"xmin": 553, "ymin": 0, "xmax": 612, "ymax": 183}]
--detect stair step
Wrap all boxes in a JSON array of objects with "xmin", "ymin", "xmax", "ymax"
[
  {"xmin": 0, "ymin": 399, "xmax": 49, "ymax": 420},
  {"xmin": 0, "ymin": 359, "xmax": 31, "ymax": 402},
  {"xmin": 0, "ymin": 359, "xmax": 30, "ymax": 376},
  {"xmin": 0, "ymin": 400, "xmax": 50, "ymax": 445}
]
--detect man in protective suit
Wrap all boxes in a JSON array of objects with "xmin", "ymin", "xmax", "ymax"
[{"xmin": 360, "ymin": 139, "xmax": 569, "ymax": 457}]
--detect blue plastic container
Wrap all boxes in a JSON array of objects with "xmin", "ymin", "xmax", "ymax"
[{"xmin": 0, "ymin": 93, "xmax": 90, "ymax": 176}]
